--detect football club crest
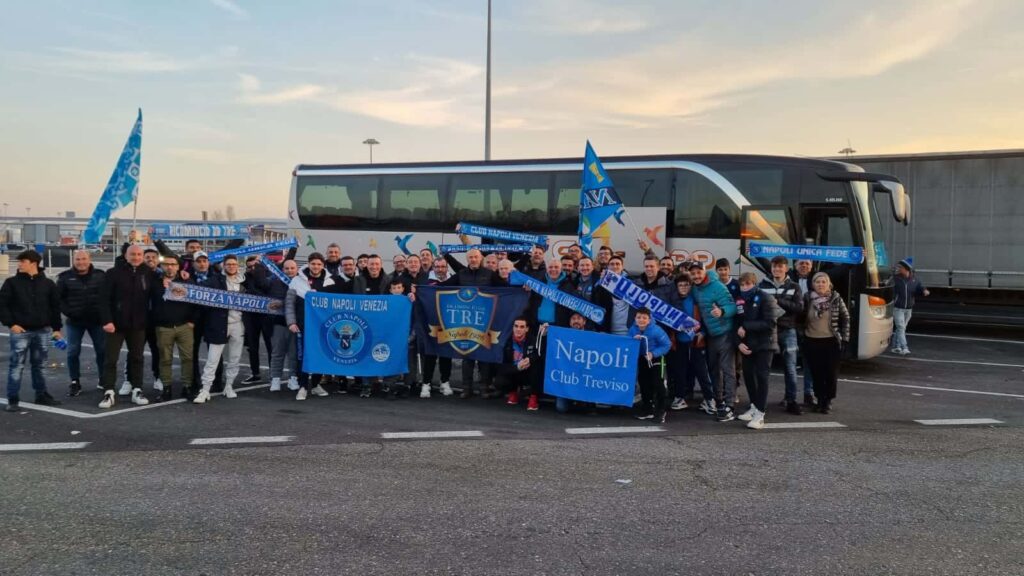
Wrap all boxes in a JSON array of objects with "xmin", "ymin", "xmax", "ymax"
[
  {"xmin": 429, "ymin": 288, "xmax": 500, "ymax": 355},
  {"xmin": 320, "ymin": 312, "xmax": 372, "ymax": 365}
]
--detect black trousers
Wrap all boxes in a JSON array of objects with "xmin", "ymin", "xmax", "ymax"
[
  {"xmin": 102, "ymin": 329, "xmax": 146, "ymax": 392},
  {"xmin": 637, "ymin": 357, "xmax": 666, "ymax": 417},
  {"xmin": 741, "ymin": 349, "xmax": 772, "ymax": 412},
  {"xmin": 804, "ymin": 337, "xmax": 840, "ymax": 403},
  {"xmin": 146, "ymin": 325, "xmax": 160, "ymax": 379},
  {"xmin": 243, "ymin": 313, "xmax": 274, "ymax": 375},
  {"xmin": 421, "ymin": 354, "xmax": 452, "ymax": 384}
]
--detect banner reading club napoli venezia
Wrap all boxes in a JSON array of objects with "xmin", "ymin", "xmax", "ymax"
[
  {"xmin": 303, "ymin": 293, "xmax": 412, "ymax": 377},
  {"xmin": 543, "ymin": 326, "xmax": 639, "ymax": 407}
]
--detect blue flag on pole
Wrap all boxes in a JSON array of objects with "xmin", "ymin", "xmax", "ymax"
[
  {"xmin": 414, "ymin": 285, "xmax": 530, "ymax": 362},
  {"xmin": 83, "ymin": 109, "xmax": 142, "ymax": 244},
  {"xmin": 543, "ymin": 326, "xmax": 639, "ymax": 407},
  {"xmin": 578, "ymin": 141, "xmax": 624, "ymax": 257},
  {"xmin": 303, "ymin": 293, "xmax": 411, "ymax": 377}
]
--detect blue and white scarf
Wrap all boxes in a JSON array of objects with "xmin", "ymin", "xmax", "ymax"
[
  {"xmin": 510, "ymin": 270, "xmax": 605, "ymax": 324},
  {"xmin": 457, "ymin": 222, "xmax": 548, "ymax": 248},
  {"xmin": 598, "ymin": 271, "xmax": 699, "ymax": 333},
  {"xmin": 163, "ymin": 282, "xmax": 284, "ymax": 316},
  {"xmin": 439, "ymin": 243, "xmax": 533, "ymax": 254}
]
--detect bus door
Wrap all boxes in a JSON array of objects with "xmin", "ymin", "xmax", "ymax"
[
  {"xmin": 739, "ymin": 206, "xmax": 798, "ymax": 275},
  {"xmin": 799, "ymin": 206, "xmax": 857, "ymax": 306}
]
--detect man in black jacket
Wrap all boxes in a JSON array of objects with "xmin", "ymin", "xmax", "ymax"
[
  {"xmin": 439, "ymin": 248, "xmax": 500, "ymax": 398},
  {"xmin": 98, "ymin": 244, "xmax": 156, "ymax": 409},
  {"xmin": 498, "ymin": 316, "xmax": 541, "ymax": 411},
  {"xmin": 56, "ymin": 249, "xmax": 106, "ymax": 396},
  {"xmin": 1, "ymin": 250, "xmax": 63, "ymax": 411},
  {"xmin": 759, "ymin": 255, "xmax": 807, "ymax": 414},
  {"xmin": 151, "ymin": 255, "xmax": 197, "ymax": 401},
  {"xmin": 241, "ymin": 256, "xmax": 274, "ymax": 384}
]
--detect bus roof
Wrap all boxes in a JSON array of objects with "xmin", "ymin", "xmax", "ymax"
[{"xmin": 295, "ymin": 153, "xmax": 852, "ymax": 173}]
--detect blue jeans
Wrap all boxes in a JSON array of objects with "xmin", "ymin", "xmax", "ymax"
[
  {"xmin": 779, "ymin": 328, "xmax": 801, "ymax": 401},
  {"xmin": 8, "ymin": 329, "xmax": 51, "ymax": 401},
  {"xmin": 893, "ymin": 308, "xmax": 912, "ymax": 351},
  {"xmin": 64, "ymin": 321, "xmax": 106, "ymax": 382}
]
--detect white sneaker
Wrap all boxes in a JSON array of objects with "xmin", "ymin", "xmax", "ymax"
[
  {"xmin": 287, "ymin": 377, "xmax": 300, "ymax": 391},
  {"xmin": 311, "ymin": 384, "xmax": 329, "ymax": 397},
  {"xmin": 153, "ymin": 378, "xmax": 164, "ymax": 392},
  {"xmin": 223, "ymin": 385, "xmax": 237, "ymax": 399},
  {"xmin": 737, "ymin": 405, "xmax": 757, "ymax": 422},
  {"xmin": 890, "ymin": 347, "xmax": 903, "ymax": 355},
  {"xmin": 193, "ymin": 389, "xmax": 211, "ymax": 404},
  {"xmin": 699, "ymin": 399, "xmax": 717, "ymax": 415},
  {"xmin": 439, "ymin": 381, "xmax": 453, "ymax": 397},
  {"xmin": 901, "ymin": 348, "xmax": 911, "ymax": 356},
  {"xmin": 98, "ymin": 391, "xmax": 115, "ymax": 409},
  {"xmin": 118, "ymin": 382, "xmax": 132, "ymax": 396},
  {"xmin": 747, "ymin": 409, "xmax": 765, "ymax": 430},
  {"xmin": 270, "ymin": 378, "xmax": 281, "ymax": 392},
  {"xmin": 130, "ymin": 388, "xmax": 149, "ymax": 406},
  {"xmin": 296, "ymin": 388, "xmax": 308, "ymax": 401},
  {"xmin": 420, "ymin": 383, "xmax": 431, "ymax": 398},
  {"xmin": 670, "ymin": 397, "xmax": 688, "ymax": 411}
]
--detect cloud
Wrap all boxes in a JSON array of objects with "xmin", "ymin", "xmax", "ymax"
[
  {"xmin": 209, "ymin": 0, "xmax": 248, "ymax": 19},
  {"xmin": 8, "ymin": 45, "xmax": 240, "ymax": 76},
  {"xmin": 514, "ymin": 0, "xmax": 650, "ymax": 35},
  {"xmin": 166, "ymin": 147, "xmax": 234, "ymax": 164}
]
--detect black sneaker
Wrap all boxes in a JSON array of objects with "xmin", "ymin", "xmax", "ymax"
[
  {"xmin": 786, "ymin": 401, "xmax": 804, "ymax": 415},
  {"xmin": 716, "ymin": 406, "xmax": 735, "ymax": 422},
  {"xmin": 359, "ymin": 388, "xmax": 372, "ymax": 398},
  {"xmin": 242, "ymin": 374, "xmax": 262, "ymax": 385},
  {"xmin": 68, "ymin": 380, "xmax": 82, "ymax": 397},
  {"xmin": 156, "ymin": 388, "xmax": 172, "ymax": 403},
  {"xmin": 657, "ymin": 412, "xmax": 667, "ymax": 424},
  {"xmin": 35, "ymin": 392, "xmax": 62, "ymax": 406},
  {"xmin": 5, "ymin": 399, "xmax": 19, "ymax": 412}
]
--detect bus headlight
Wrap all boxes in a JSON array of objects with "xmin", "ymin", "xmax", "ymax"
[{"xmin": 867, "ymin": 295, "xmax": 887, "ymax": 319}]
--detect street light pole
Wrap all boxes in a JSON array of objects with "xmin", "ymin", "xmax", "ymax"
[
  {"xmin": 362, "ymin": 138, "xmax": 380, "ymax": 164},
  {"xmin": 484, "ymin": 0, "xmax": 492, "ymax": 161}
]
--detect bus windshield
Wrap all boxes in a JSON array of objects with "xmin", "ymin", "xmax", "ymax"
[{"xmin": 851, "ymin": 181, "xmax": 892, "ymax": 288}]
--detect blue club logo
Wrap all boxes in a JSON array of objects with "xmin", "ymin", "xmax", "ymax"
[{"xmin": 321, "ymin": 312, "xmax": 372, "ymax": 365}]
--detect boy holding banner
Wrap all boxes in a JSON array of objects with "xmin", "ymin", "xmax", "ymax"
[
  {"xmin": 628, "ymin": 308, "xmax": 672, "ymax": 423},
  {"xmin": 385, "ymin": 277, "xmax": 418, "ymax": 400}
]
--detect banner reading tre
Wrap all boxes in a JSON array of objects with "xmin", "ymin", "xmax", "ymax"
[{"xmin": 543, "ymin": 326, "xmax": 639, "ymax": 407}]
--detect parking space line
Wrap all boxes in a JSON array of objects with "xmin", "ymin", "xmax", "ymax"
[
  {"xmin": 381, "ymin": 431, "xmax": 484, "ymax": 439},
  {"xmin": 189, "ymin": 436, "xmax": 295, "ymax": 445},
  {"xmin": 0, "ymin": 442, "xmax": 91, "ymax": 452},
  {"xmin": 914, "ymin": 418, "xmax": 1004, "ymax": 426},
  {"xmin": 565, "ymin": 426, "xmax": 666, "ymax": 435},
  {"xmin": 840, "ymin": 378, "xmax": 1024, "ymax": 399},
  {"xmin": 882, "ymin": 356, "xmax": 1024, "ymax": 369},
  {"xmin": 907, "ymin": 333, "xmax": 1024, "ymax": 345},
  {"xmin": 760, "ymin": 422, "xmax": 847, "ymax": 429}
]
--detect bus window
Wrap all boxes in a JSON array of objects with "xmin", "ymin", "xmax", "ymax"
[
  {"xmin": 552, "ymin": 176, "xmax": 579, "ymax": 235},
  {"xmin": 608, "ymin": 169, "xmax": 672, "ymax": 207},
  {"xmin": 508, "ymin": 186, "xmax": 549, "ymax": 230},
  {"xmin": 707, "ymin": 163, "xmax": 788, "ymax": 205},
  {"xmin": 296, "ymin": 175, "xmax": 378, "ymax": 229},
  {"xmin": 379, "ymin": 175, "xmax": 445, "ymax": 231},
  {"xmin": 673, "ymin": 169, "xmax": 740, "ymax": 238},
  {"xmin": 449, "ymin": 172, "xmax": 550, "ymax": 230}
]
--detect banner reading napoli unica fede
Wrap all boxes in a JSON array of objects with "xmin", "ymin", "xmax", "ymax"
[{"xmin": 414, "ymin": 285, "xmax": 530, "ymax": 362}]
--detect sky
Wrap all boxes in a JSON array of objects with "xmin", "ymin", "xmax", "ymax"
[{"xmin": 1, "ymin": 0, "xmax": 1023, "ymax": 220}]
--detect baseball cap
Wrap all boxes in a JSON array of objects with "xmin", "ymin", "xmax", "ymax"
[{"xmin": 194, "ymin": 250, "xmax": 209, "ymax": 260}]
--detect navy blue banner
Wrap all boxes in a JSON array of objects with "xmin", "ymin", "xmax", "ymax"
[
  {"xmin": 163, "ymin": 282, "xmax": 284, "ymax": 315},
  {"xmin": 509, "ymin": 270, "xmax": 605, "ymax": 324},
  {"xmin": 439, "ymin": 243, "xmax": 533, "ymax": 254},
  {"xmin": 303, "ymin": 293, "xmax": 411, "ymax": 377},
  {"xmin": 149, "ymin": 223, "xmax": 248, "ymax": 239},
  {"xmin": 598, "ymin": 271, "xmax": 699, "ymax": 333},
  {"xmin": 457, "ymin": 222, "xmax": 548, "ymax": 249},
  {"xmin": 748, "ymin": 242, "xmax": 864, "ymax": 265},
  {"xmin": 414, "ymin": 285, "xmax": 530, "ymax": 362},
  {"xmin": 543, "ymin": 326, "xmax": 639, "ymax": 407},
  {"xmin": 207, "ymin": 238, "xmax": 298, "ymax": 264}
]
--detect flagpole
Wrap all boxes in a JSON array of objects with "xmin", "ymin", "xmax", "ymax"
[{"xmin": 623, "ymin": 208, "xmax": 647, "ymax": 250}]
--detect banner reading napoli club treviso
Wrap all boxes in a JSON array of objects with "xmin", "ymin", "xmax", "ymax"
[
  {"xmin": 303, "ymin": 293, "xmax": 412, "ymax": 377},
  {"xmin": 543, "ymin": 326, "xmax": 639, "ymax": 407},
  {"xmin": 414, "ymin": 285, "xmax": 530, "ymax": 362}
]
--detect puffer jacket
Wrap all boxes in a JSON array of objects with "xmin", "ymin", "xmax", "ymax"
[
  {"xmin": 734, "ymin": 287, "xmax": 780, "ymax": 353},
  {"xmin": 691, "ymin": 275, "xmax": 736, "ymax": 338},
  {"xmin": 758, "ymin": 276, "xmax": 803, "ymax": 331},
  {"xmin": 56, "ymin": 266, "xmax": 106, "ymax": 325},
  {"xmin": 801, "ymin": 291, "xmax": 850, "ymax": 344},
  {"xmin": 0, "ymin": 272, "xmax": 61, "ymax": 331}
]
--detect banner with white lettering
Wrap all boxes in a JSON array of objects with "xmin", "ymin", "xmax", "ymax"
[
  {"xmin": 413, "ymin": 285, "xmax": 530, "ymax": 362},
  {"xmin": 207, "ymin": 238, "xmax": 298, "ymax": 264},
  {"xmin": 149, "ymin": 223, "xmax": 248, "ymax": 239},
  {"xmin": 597, "ymin": 271, "xmax": 699, "ymax": 333},
  {"xmin": 748, "ymin": 242, "xmax": 864, "ymax": 265},
  {"xmin": 456, "ymin": 222, "xmax": 548, "ymax": 249},
  {"xmin": 303, "ymin": 293, "xmax": 411, "ymax": 377},
  {"xmin": 439, "ymin": 243, "xmax": 533, "ymax": 254},
  {"xmin": 164, "ymin": 282, "xmax": 283, "ymax": 315},
  {"xmin": 543, "ymin": 326, "xmax": 638, "ymax": 407},
  {"xmin": 509, "ymin": 270, "xmax": 605, "ymax": 324}
]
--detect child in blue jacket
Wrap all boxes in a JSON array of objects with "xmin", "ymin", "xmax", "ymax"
[{"xmin": 628, "ymin": 307, "xmax": 672, "ymax": 423}]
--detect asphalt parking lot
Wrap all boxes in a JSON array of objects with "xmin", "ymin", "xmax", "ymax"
[{"xmin": 1, "ymin": 324, "xmax": 1021, "ymax": 575}]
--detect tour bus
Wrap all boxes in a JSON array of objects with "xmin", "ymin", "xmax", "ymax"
[{"xmin": 288, "ymin": 154, "xmax": 910, "ymax": 359}]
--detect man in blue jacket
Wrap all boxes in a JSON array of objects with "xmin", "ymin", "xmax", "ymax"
[
  {"xmin": 687, "ymin": 260, "xmax": 738, "ymax": 422},
  {"xmin": 893, "ymin": 258, "xmax": 929, "ymax": 355},
  {"xmin": 629, "ymin": 307, "xmax": 672, "ymax": 423}
]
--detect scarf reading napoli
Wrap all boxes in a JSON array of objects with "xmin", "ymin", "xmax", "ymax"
[
  {"xmin": 414, "ymin": 286, "xmax": 530, "ymax": 362},
  {"xmin": 303, "ymin": 293, "xmax": 412, "ymax": 377}
]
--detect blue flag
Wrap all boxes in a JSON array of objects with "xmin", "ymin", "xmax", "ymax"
[
  {"xmin": 83, "ymin": 109, "xmax": 142, "ymax": 244},
  {"xmin": 414, "ymin": 285, "xmax": 530, "ymax": 362},
  {"xmin": 543, "ymin": 326, "xmax": 639, "ymax": 407},
  {"xmin": 578, "ymin": 141, "xmax": 624, "ymax": 257},
  {"xmin": 303, "ymin": 293, "xmax": 411, "ymax": 377}
]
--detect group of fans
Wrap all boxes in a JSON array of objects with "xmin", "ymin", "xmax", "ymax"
[{"xmin": 1, "ymin": 237, "xmax": 872, "ymax": 431}]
